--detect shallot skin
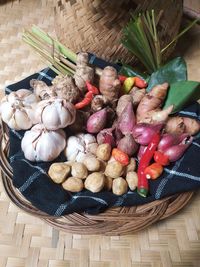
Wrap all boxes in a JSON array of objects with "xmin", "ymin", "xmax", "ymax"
[
  {"xmin": 87, "ymin": 108, "xmax": 107, "ymax": 133},
  {"xmin": 158, "ymin": 133, "xmax": 188, "ymax": 153},
  {"xmin": 132, "ymin": 123, "xmax": 162, "ymax": 145},
  {"xmin": 97, "ymin": 128, "xmax": 116, "ymax": 147},
  {"xmin": 163, "ymin": 136, "xmax": 193, "ymax": 162},
  {"xmin": 117, "ymin": 102, "xmax": 136, "ymax": 135},
  {"xmin": 117, "ymin": 134, "xmax": 138, "ymax": 156}
]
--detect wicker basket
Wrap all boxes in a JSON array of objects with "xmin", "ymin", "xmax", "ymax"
[
  {"xmin": 0, "ymin": 122, "xmax": 193, "ymax": 235},
  {"xmin": 54, "ymin": 0, "xmax": 183, "ymax": 63}
]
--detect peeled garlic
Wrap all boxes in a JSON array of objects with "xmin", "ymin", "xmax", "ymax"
[
  {"xmin": 35, "ymin": 98, "xmax": 76, "ymax": 130},
  {"xmin": 21, "ymin": 124, "xmax": 66, "ymax": 162}
]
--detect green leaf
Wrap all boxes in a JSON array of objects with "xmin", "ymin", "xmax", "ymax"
[
  {"xmin": 163, "ymin": 81, "xmax": 200, "ymax": 113},
  {"xmin": 147, "ymin": 57, "xmax": 187, "ymax": 92},
  {"xmin": 119, "ymin": 64, "xmax": 149, "ymax": 81}
]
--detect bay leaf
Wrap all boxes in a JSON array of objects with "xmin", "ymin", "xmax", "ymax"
[
  {"xmin": 147, "ymin": 57, "xmax": 187, "ymax": 92},
  {"xmin": 163, "ymin": 81, "xmax": 200, "ymax": 113}
]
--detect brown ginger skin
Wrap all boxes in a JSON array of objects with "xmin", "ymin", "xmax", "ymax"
[
  {"xmin": 52, "ymin": 75, "xmax": 80, "ymax": 103},
  {"xmin": 165, "ymin": 116, "xmax": 185, "ymax": 135},
  {"xmin": 165, "ymin": 116, "xmax": 200, "ymax": 135},
  {"xmin": 136, "ymin": 83, "xmax": 173, "ymax": 124},
  {"xmin": 129, "ymin": 86, "xmax": 146, "ymax": 108},
  {"xmin": 91, "ymin": 95, "xmax": 107, "ymax": 112},
  {"xmin": 30, "ymin": 79, "xmax": 56, "ymax": 99},
  {"xmin": 183, "ymin": 117, "xmax": 200, "ymax": 135},
  {"xmin": 74, "ymin": 52, "xmax": 94, "ymax": 92},
  {"xmin": 99, "ymin": 66, "xmax": 121, "ymax": 105}
]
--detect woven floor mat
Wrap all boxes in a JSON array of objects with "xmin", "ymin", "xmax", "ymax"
[{"xmin": 0, "ymin": 0, "xmax": 200, "ymax": 267}]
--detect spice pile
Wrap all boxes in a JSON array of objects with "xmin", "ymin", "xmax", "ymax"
[{"xmin": 0, "ymin": 52, "xmax": 199, "ymax": 198}]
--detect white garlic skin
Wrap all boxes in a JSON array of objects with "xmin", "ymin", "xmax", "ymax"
[
  {"xmin": 21, "ymin": 124, "xmax": 66, "ymax": 162},
  {"xmin": 35, "ymin": 98, "xmax": 76, "ymax": 130},
  {"xmin": 0, "ymin": 89, "xmax": 40, "ymax": 130},
  {"xmin": 64, "ymin": 133, "xmax": 97, "ymax": 162},
  {"xmin": 7, "ymin": 89, "xmax": 39, "ymax": 106},
  {"xmin": 0, "ymin": 97, "xmax": 32, "ymax": 130}
]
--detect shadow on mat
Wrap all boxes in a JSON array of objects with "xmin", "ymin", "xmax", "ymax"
[{"xmin": 0, "ymin": 0, "xmax": 20, "ymax": 6}]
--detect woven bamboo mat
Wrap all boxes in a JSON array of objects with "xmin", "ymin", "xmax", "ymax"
[{"xmin": 0, "ymin": 1, "xmax": 200, "ymax": 267}]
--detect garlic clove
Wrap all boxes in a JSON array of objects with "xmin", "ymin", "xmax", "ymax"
[
  {"xmin": 42, "ymin": 103, "xmax": 61, "ymax": 130},
  {"xmin": 1, "ymin": 102, "xmax": 13, "ymax": 122},
  {"xmin": 76, "ymin": 152, "xmax": 87, "ymax": 163},
  {"xmin": 14, "ymin": 109, "xmax": 32, "ymax": 130}
]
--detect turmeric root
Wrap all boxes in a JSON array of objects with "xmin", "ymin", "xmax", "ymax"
[
  {"xmin": 73, "ymin": 53, "xmax": 94, "ymax": 92},
  {"xmin": 129, "ymin": 86, "xmax": 146, "ymax": 108},
  {"xmin": 136, "ymin": 83, "xmax": 172, "ymax": 124},
  {"xmin": 99, "ymin": 66, "xmax": 121, "ymax": 105}
]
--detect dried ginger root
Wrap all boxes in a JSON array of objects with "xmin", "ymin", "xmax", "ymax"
[
  {"xmin": 91, "ymin": 95, "xmax": 107, "ymax": 112},
  {"xmin": 165, "ymin": 116, "xmax": 185, "ymax": 135},
  {"xmin": 52, "ymin": 75, "xmax": 80, "ymax": 103},
  {"xmin": 165, "ymin": 116, "xmax": 200, "ymax": 135},
  {"xmin": 182, "ymin": 117, "xmax": 200, "ymax": 135},
  {"xmin": 73, "ymin": 52, "xmax": 94, "ymax": 92},
  {"xmin": 30, "ymin": 79, "xmax": 56, "ymax": 99},
  {"xmin": 136, "ymin": 83, "xmax": 173, "ymax": 124},
  {"xmin": 99, "ymin": 66, "xmax": 121, "ymax": 106},
  {"xmin": 31, "ymin": 76, "xmax": 80, "ymax": 103}
]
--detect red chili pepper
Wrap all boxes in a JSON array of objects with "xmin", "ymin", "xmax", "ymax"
[
  {"xmin": 75, "ymin": 91, "xmax": 93, "ymax": 109},
  {"xmin": 137, "ymin": 133, "xmax": 161, "ymax": 197},
  {"xmin": 112, "ymin": 148, "xmax": 129, "ymax": 166},
  {"xmin": 85, "ymin": 80, "xmax": 99, "ymax": 95},
  {"xmin": 144, "ymin": 163, "xmax": 163, "ymax": 180},
  {"xmin": 154, "ymin": 151, "xmax": 170, "ymax": 166},
  {"xmin": 118, "ymin": 75, "xmax": 127, "ymax": 83},
  {"xmin": 135, "ymin": 77, "xmax": 148, "ymax": 88}
]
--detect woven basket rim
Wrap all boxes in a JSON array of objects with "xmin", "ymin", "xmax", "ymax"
[{"xmin": 0, "ymin": 122, "xmax": 194, "ymax": 235}]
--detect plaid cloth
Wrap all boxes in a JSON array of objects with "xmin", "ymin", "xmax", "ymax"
[{"xmin": 5, "ymin": 68, "xmax": 200, "ymax": 216}]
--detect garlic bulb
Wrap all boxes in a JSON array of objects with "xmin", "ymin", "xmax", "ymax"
[
  {"xmin": 7, "ymin": 89, "xmax": 39, "ymax": 106},
  {"xmin": 21, "ymin": 124, "xmax": 66, "ymax": 162},
  {"xmin": 64, "ymin": 133, "xmax": 98, "ymax": 162},
  {"xmin": 0, "ymin": 89, "xmax": 39, "ymax": 130},
  {"xmin": 35, "ymin": 98, "xmax": 76, "ymax": 130}
]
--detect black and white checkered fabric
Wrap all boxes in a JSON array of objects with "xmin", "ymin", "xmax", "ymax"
[{"xmin": 5, "ymin": 68, "xmax": 200, "ymax": 216}]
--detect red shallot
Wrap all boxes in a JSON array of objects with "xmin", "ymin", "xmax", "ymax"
[
  {"xmin": 163, "ymin": 136, "xmax": 193, "ymax": 162},
  {"xmin": 87, "ymin": 108, "xmax": 107, "ymax": 133},
  {"xmin": 132, "ymin": 123, "xmax": 162, "ymax": 145}
]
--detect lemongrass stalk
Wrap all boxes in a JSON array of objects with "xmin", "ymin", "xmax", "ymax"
[
  {"xmin": 23, "ymin": 36, "xmax": 72, "ymax": 76},
  {"xmin": 161, "ymin": 18, "xmax": 199, "ymax": 54},
  {"xmin": 24, "ymin": 28, "xmax": 76, "ymax": 74},
  {"xmin": 23, "ymin": 32, "xmax": 75, "ymax": 75},
  {"xmin": 59, "ymin": 55, "xmax": 76, "ymax": 71},
  {"xmin": 31, "ymin": 25, "xmax": 77, "ymax": 63},
  {"xmin": 151, "ymin": 10, "xmax": 161, "ymax": 68}
]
